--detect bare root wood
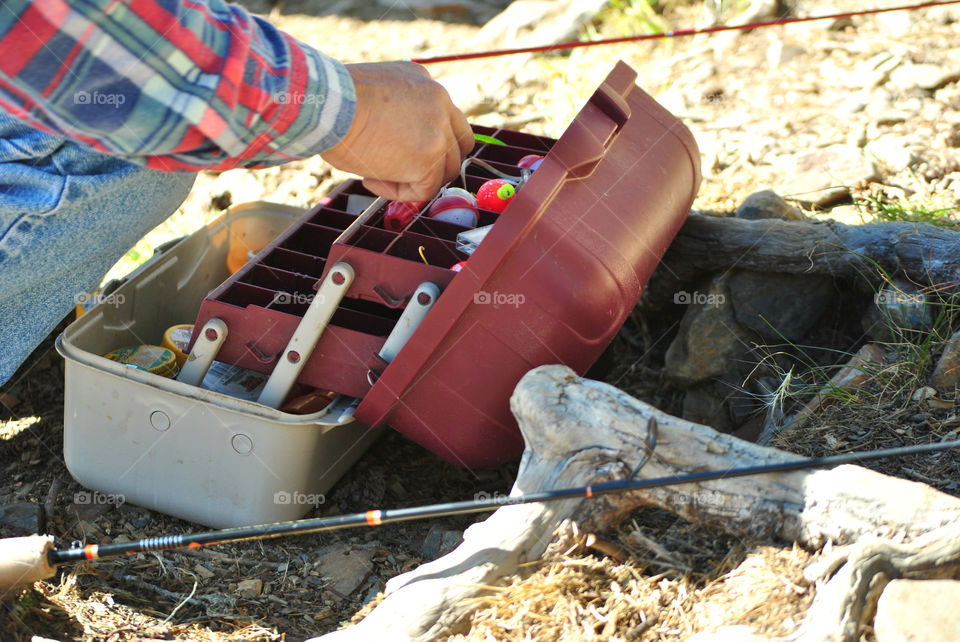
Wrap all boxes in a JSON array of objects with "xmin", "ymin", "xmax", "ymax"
[
  {"xmin": 674, "ymin": 216, "xmax": 960, "ymax": 283},
  {"xmin": 643, "ymin": 215, "xmax": 960, "ymax": 309},
  {"xmin": 310, "ymin": 365, "xmax": 960, "ymax": 642}
]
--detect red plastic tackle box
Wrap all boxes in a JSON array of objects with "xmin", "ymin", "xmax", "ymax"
[{"xmin": 191, "ymin": 61, "xmax": 701, "ymax": 468}]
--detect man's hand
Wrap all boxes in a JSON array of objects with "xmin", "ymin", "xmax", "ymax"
[{"xmin": 322, "ymin": 62, "xmax": 474, "ymax": 202}]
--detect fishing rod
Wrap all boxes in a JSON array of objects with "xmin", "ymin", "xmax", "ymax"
[
  {"xmin": 411, "ymin": 0, "xmax": 960, "ymax": 64},
  {"xmin": 2, "ymin": 437, "xmax": 958, "ymax": 589}
]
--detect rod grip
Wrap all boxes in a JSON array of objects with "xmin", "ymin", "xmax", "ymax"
[{"xmin": 0, "ymin": 535, "xmax": 57, "ymax": 589}]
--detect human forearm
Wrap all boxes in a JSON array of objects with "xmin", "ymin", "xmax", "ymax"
[{"xmin": 0, "ymin": 0, "xmax": 355, "ymax": 170}]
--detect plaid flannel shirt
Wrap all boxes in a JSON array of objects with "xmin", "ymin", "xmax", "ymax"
[{"xmin": 0, "ymin": 0, "xmax": 356, "ymax": 171}]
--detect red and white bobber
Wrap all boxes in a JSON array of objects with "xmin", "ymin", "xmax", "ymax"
[
  {"xmin": 476, "ymin": 179, "xmax": 516, "ymax": 214},
  {"xmin": 517, "ymin": 154, "xmax": 544, "ymax": 171},
  {"xmin": 429, "ymin": 188, "xmax": 479, "ymax": 228}
]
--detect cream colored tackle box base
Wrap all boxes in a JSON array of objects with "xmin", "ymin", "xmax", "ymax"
[{"xmin": 56, "ymin": 202, "xmax": 379, "ymax": 529}]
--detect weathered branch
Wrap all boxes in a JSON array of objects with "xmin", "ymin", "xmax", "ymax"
[
  {"xmin": 643, "ymin": 216, "xmax": 960, "ymax": 309},
  {"xmin": 310, "ymin": 366, "xmax": 960, "ymax": 642}
]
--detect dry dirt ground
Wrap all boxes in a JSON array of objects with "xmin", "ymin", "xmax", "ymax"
[{"xmin": 2, "ymin": 0, "xmax": 960, "ymax": 640}]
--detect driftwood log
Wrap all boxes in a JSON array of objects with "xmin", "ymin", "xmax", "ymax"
[
  {"xmin": 673, "ymin": 216, "xmax": 960, "ymax": 283},
  {"xmin": 644, "ymin": 215, "xmax": 960, "ymax": 308},
  {"xmin": 310, "ymin": 365, "xmax": 960, "ymax": 642}
]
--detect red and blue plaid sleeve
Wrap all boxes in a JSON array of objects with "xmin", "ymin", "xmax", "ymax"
[{"xmin": 0, "ymin": 0, "xmax": 356, "ymax": 171}]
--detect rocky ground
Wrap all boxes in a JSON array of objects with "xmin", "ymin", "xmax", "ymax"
[{"xmin": 2, "ymin": 0, "xmax": 960, "ymax": 640}]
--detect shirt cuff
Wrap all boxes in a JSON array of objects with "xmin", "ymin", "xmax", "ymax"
[{"xmin": 255, "ymin": 42, "xmax": 356, "ymax": 165}]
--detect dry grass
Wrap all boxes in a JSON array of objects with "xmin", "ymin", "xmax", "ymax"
[
  {"xmin": 775, "ymin": 346, "xmax": 960, "ymax": 498},
  {"xmin": 446, "ymin": 511, "xmax": 813, "ymax": 641}
]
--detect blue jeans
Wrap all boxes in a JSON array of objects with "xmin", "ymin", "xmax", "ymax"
[{"xmin": 0, "ymin": 112, "xmax": 196, "ymax": 386}]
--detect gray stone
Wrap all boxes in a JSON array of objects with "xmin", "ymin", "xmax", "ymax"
[
  {"xmin": 835, "ymin": 92, "xmax": 869, "ymax": 118},
  {"xmin": 877, "ymin": 10, "xmax": 914, "ymax": 38},
  {"xmin": 816, "ymin": 205, "xmax": 868, "ymax": 226},
  {"xmin": 665, "ymin": 275, "xmax": 754, "ymax": 387},
  {"xmin": 783, "ymin": 145, "xmax": 878, "ymax": 206},
  {"xmin": 857, "ymin": 53, "xmax": 900, "ymax": 79},
  {"xmin": 874, "ymin": 579, "xmax": 960, "ymax": 641},
  {"xmin": 314, "ymin": 543, "xmax": 375, "ymax": 601},
  {"xmin": 362, "ymin": 577, "xmax": 384, "ymax": 606},
  {"xmin": 931, "ymin": 329, "xmax": 960, "ymax": 388},
  {"xmin": 866, "ymin": 135, "xmax": 922, "ymax": 171},
  {"xmin": 67, "ymin": 497, "xmax": 111, "ymax": 523},
  {"xmin": 728, "ymin": 270, "xmax": 833, "ymax": 342},
  {"xmin": 889, "ymin": 63, "xmax": 960, "ymax": 92},
  {"xmin": 0, "ymin": 502, "xmax": 42, "ymax": 536},
  {"xmin": 421, "ymin": 525, "xmax": 463, "ymax": 560},
  {"xmin": 766, "ymin": 40, "xmax": 805, "ymax": 69},
  {"xmin": 682, "ymin": 383, "xmax": 739, "ymax": 433},
  {"xmin": 735, "ymin": 190, "xmax": 806, "ymax": 221}
]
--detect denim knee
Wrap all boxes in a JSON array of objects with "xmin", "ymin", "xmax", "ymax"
[{"xmin": 0, "ymin": 113, "xmax": 196, "ymax": 385}]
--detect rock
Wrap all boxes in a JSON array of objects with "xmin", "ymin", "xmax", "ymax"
[
  {"xmin": 728, "ymin": 270, "xmax": 833, "ymax": 342},
  {"xmin": 862, "ymin": 281, "xmax": 934, "ymax": 341},
  {"xmin": 665, "ymin": 275, "xmax": 755, "ymax": 387},
  {"xmin": 735, "ymin": 190, "xmax": 806, "ymax": 221},
  {"xmin": 877, "ymin": 10, "xmax": 914, "ymax": 38},
  {"xmin": 682, "ymin": 384, "xmax": 733, "ymax": 433},
  {"xmin": 866, "ymin": 135, "xmax": 922, "ymax": 171},
  {"xmin": 931, "ymin": 329, "xmax": 960, "ymax": 388},
  {"xmin": 314, "ymin": 543, "xmax": 375, "ymax": 602},
  {"xmin": 237, "ymin": 578, "xmax": 263, "ymax": 598},
  {"xmin": 874, "ymin": 579, "xmax": 960, "ymax": 641},
  {"xmin": 836, "ymin": 91, "xmax": 869, "ymax": 118},
  {"xmin": 912, "ymin": 386, "xmax": 937, "ymax": 402},
  {"xmin": 362, "ymin": 578, "xmax": 384, "ymax": 606},
  {"xmin": 67, "ymin": 496, "xmax": 112, "ymax": 522},
  {"xmin": 889, "ymin": 63, "xmax": 960, "ymax": 92},
  {"xmin": 766, "ymin": 39, "xmax": 805, "ymax": 69},
  {"xmin": 842, "ymin": 52, "xmax": 899, "ymax": 89},
  {"xmin": 0, "ymin": 502, "xmax": 42, "ymax": 535},
  {"xmin": 421, "ymin": 525, "xmax": 464, "ymax": 561},
  {"xmin": 783, "ymin": 145, "xmax": 878, "ymax": 206},
  {"xmin": 815, "ymin": 205, "xmax": 867, "ymax": 226},
  {"xmin": 865, "ymin": 88, "xmax": 910, "ymax": 123}
]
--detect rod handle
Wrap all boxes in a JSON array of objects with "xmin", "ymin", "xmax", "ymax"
[{"xmin": 0, "ymin": 535, "xmax": 57, "ymax": 589}]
